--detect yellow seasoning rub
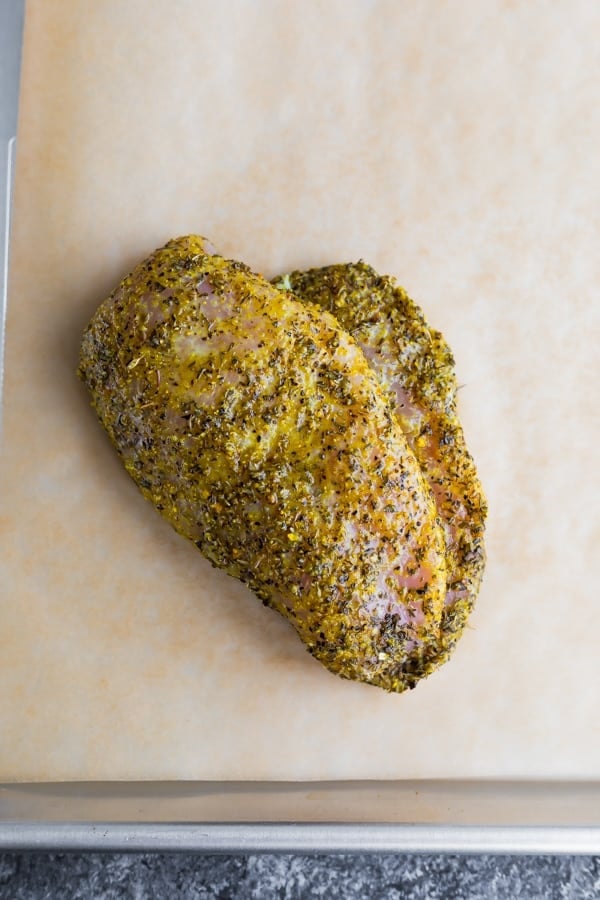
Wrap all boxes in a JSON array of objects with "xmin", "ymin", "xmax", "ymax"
[
  {"xmin": 79, "ymin": 236, "xmax": 484, "ymax": 692},
  {"xmin": 273, "ymin": 263, "xmax": 487, "ymax": 681}
]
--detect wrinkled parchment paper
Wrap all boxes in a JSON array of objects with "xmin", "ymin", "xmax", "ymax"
[{"xmin": 1, "ymin": 0, "xmax": 599, "ymax": 781}]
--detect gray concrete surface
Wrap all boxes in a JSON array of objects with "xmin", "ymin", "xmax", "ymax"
[
  {"xmin": 0, "ymin": 0, "xmax": 24, "ymax": 140},
  {"xmin": 1, "ymin": 852, "xmax": 599, "ymax": 898}
]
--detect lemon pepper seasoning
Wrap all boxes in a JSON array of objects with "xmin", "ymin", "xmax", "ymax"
[
  {"xmin": 273, "ymin": 262, "xmax": 487, "ymax": 679},
  {"xmin": 79, "ymin": 237, "xmax": 450, "ymax": 692}
]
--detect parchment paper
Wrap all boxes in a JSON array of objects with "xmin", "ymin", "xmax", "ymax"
[{"xmin": 1, "ymin": 0, "xmax": 599, "ymax": 781}]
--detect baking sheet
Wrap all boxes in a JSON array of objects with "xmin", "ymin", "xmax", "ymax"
[
  {"xmin": 3, "ymin": 781, "xmax": 600, "ymax": 854},
  {"xmin": 1, "ymin": 0, "xmax": 599, "ymax": 782}
]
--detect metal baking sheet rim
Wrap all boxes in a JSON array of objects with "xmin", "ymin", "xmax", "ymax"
[
  {"xmin": 1, "ymin": 782, "xmax": 600, "ymax": 853},
  {"xmin": 0, "ymin": 136, "xmax": 16, "ymax": 422}
]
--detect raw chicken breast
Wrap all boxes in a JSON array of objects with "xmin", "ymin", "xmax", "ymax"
[
  {"xmin": 79, "ymin": 237, "xmax": 448, "ymax": 691},
  {"xmin": 273, "ymin": 262, "xmax": 487, "ymax": 680}
]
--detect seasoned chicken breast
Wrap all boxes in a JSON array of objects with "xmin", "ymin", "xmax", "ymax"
[
  {"xmin": 273, "ymin": 262, "xmax": 487, "ymax": 680},
  {"xmin": 79, "ymin": 236, "xmax": 448, "ymax": 691}
]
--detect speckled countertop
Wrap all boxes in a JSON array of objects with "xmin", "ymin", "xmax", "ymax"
[{"xmin": 1, "ymin": 853, "xmax": 599, "ymax": 898}]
